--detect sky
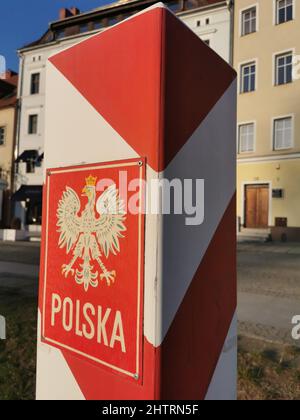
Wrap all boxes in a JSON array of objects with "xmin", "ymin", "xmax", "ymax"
[{"xmin": 0, "ymin": 0, "xmax": 115, "ymax": 72}]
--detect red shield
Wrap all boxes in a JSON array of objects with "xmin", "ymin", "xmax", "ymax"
[{"xmin": 39, "ymin": 158, "xmax": 145, "ymax": 382}]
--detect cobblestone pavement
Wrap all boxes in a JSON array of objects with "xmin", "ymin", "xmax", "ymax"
[
  {"xmin": 0, "ymin": 240, "xmax": 299, "ymax": 346},
  {"xmin": 238, "ymin": 242, "xmax": 300, "ymax": 346},
  {"xmin": 0, "ymin": 242, "xmax": 40, "ymax": 266},
  {"xmin": 0, "ymin": 242, "xmax": 40, "ymax": 298}
]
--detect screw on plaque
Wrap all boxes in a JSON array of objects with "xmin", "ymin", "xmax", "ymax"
[
  {"xmin": 134, "ymin": 374, "xmax": 139, "ymax": 380},
  {"xmin": 138, "ymin": 161, "xmax": 143, "ymax": 167}
]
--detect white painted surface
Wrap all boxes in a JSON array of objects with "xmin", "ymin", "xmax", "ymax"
[
  {"xmin": 180, "ymin": 4, "xmax": 231, "ymax": 63},
  {"xmin": 38, "ymin": 4, "xmax": 236, "ymax": 400},
  {"xmin": 205, "ymin": 312, "xmax": 237, "ymax": 401},
  {"xmin": 0, "ymin": 229, "xmax": 27, "ymax": 241},
  {"xmin": 158, "ymin": 80, "xmax": 237, "ymax": 344},
  {"xmin": 16, "ymin": 1, "xmax": 231, "ymax": 200},
  {"xmin": 36, "ymin": 311, "xmax": 85, "ymax": 400},
  {"xmin": 0, "ymin": 315, "xmax": 6, "ymax": 340}
]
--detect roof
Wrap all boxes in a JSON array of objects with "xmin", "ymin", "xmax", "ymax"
[
  {"xmin": 15, "ymin": 150, "xmax": 39, "ymax": 163},
  {"xmin": 0, "ymin": 71, "xmax": 18, "ymax": 110},
  {"xmin": 19, "ymin": 0, "xmax": 227, "ymax": 51},
  {"xmin": 12, "ymin": 185, "xmax": 43, "ymax": 202}
]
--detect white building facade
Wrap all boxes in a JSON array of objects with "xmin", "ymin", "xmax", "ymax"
[{"xmin": 15, "ymin": 0, "xmax": 233, "ymax": 228}]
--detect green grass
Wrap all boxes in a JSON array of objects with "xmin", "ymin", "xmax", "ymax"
[
  {"xmin": 1, "ymin": 288, "xmax": 300, "ymax": 400},
  {"xmin": 0, "ymin": 287, "xmax": 37, "ymax": 400},
  {"xmin": 238, "ymin": 336, "xmax": 300, "ymax": 400}
]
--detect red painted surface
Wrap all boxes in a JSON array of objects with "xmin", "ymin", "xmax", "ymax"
[
  {"xmin": 50, "ymin": 8, "xmax": 236, "ymax": 173},
  {"xmin": 39, "ymin": 158, "xmax": 145, "ymax": 382},
  {"xmin": 62, "ymin": 338, "xmax": 158, "ymax": 400},
  {"xmin": 159, "ymin": 194, "xmax": 237, "ymax": 399},
  {"xmin": 39, "ymin": 6, "xmax": 237, "ymax": 400},
  {"xmin": 57, "ymin": 195, "xmax": 236, "ymax": 400}
]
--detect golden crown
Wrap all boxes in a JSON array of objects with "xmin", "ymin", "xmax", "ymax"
[{"xmin": 85, "ymin": 175, "xmax": 97, "ymax": 187}]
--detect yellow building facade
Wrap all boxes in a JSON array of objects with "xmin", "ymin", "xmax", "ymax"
[
  {"xmin": 234, "ymin": 0, "xmax": 300, "ymax": 240},
  {"xmin": 0, "ymin": 71, "xmax": 18, "ymax": 227}
]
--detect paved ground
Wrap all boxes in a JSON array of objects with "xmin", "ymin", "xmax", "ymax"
[
  {"xmin": 0, "ymin": 240, "xmax": 300, "ymax": 346},
  {"xmin": 238, "ymin": 242, "xmax": 300, "ymax": 346},
  {"xmin": 0, "ymin": 242, "xmax": 40, "ymax": 266},
  {"xmin": 0, "ymin": 240, "xmax": 299, "ymax": 400},
  {"xmin": 0, "ymin": 242, "xmax": 40, "ymax": 299}
]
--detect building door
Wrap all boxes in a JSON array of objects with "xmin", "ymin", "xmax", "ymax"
[{"xmin": 245, "ymin": 184, "xmax": 269, "ymax": 228}]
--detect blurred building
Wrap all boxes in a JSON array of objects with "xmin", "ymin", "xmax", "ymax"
[
  {"xmin": 235, "ymin": 0, "xmax": 300, "ymax": 241},
  {"xmin": 0, "ymin": 70, "xmax": 18, "ymax": 228},
  {"xmin": 15, "ymin": 0, "xmax": 233, "ymax": 229}
]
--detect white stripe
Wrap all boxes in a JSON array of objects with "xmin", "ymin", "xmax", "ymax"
[
  {"xmin": 155, "ymin": 79, "xmax": 237, "ymax": 345},
  {"xmin": 41, "ymin": 64, "xmax": 160, "ymax": 385},
  {"xmin": 39, "ymin": 64, "xmax": 236, "ymax": 395},
  {"xmin": 36, "ymin": 310, "xmax": 85, "ymax": 400},
  {"xmin": 205, "ymin": 312, "xmax": 237, "ymax": 401},
  {"xmin": 44, "ymin": 62, "xmax": 138, "ymax": 172}
]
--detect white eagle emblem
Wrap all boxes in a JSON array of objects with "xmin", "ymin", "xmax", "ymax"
[{"xmin": 57, "ymin": 175, "xmax": 126, "ymax": 292}]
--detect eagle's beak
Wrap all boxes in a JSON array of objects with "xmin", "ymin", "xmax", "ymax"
[{"xmin": 82, "ymin": 186, "xmax": 87, "ymax": 196}]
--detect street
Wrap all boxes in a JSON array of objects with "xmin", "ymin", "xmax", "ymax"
[
  {"xmin": 0, "ymin": 242, "xmax": 39, "ymax": 399},
  {"xmin": 0, "ymin": 240, "xmax": 300, "ymax": 399},
  {"xmin": 238, "ymin": 242, "xmax": 300, "ymax": 346},
  {"xmin": 1, "ymin": 241, "xmax": 300, "ymax": 345},
  {"xmin": 0, "ymin": 242, "xmax": 39, "ymax": 298}
]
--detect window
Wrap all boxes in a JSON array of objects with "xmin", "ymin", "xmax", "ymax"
[
  {"xmin": 28, "ymin": 115, "xmax": 38, "ymax": 135},
  {"xmin": 26, "ymin": 161, "xmax": 35, "ymax": 174},
  {"xmin": 0, "ymin": 127, "xmax": 5, "ymax": 145},
  {"xmin": 168, "ymin": 1, "xmax": 181, "ymax": 13},
  {"xmin": 108, "ymin": 17, "xmax": 118, "ymax": 26},
  {"xmin": 239, "ymin": 123, "xmax": 255, "ymax": 153},
  {"xmin": 205, "ymin": 18, "xmax": 210, "ymax": 25},
  {"xmin": 276, "ymin": 0, "xmax": 293, "ymax": 24},
  {"xmin": 275, "ymin": 52, "xmax": 293, "ymax": 85},
  {"xmin": 56, "ymin": 29, "xmax": 65, "ymax": 40},
  {"xmin": 241, "ymin": 7, "xmax": 257, "ymax": 36},
  {"xmin": 273, "ymin": 117, "xmax": 293, "ymax": 150},
  {"xmin": 79, "ymin": 23, "xmax": 89, "ymax": 33},
  {"xmin": 30, "ymin": 73, "xmax": 40, "ymax": 95},
  {"xmin": 240, "ymin": 62, "xmax": 256, "ymax": 93},
  {"xmin": 94, "ymin": 20, "xmax": 104, "ymax": 30}
]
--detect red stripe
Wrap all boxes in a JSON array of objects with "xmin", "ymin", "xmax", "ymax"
[
  {"xmin": 58, "ymin": 194, "xmax": 236, "ymax": 399},
  {"xmin": 49, "ymin": 7, "xmax": 236, "ymax": 172},
  {"xmin": 158, "ymin": 193, "xmax": 237, "ymax": 399}
]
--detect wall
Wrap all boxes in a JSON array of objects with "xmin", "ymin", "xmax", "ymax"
[
  {"xmin": 238, "ymin": 158, "xmax": 300, "ymax": 227},
  {"xmin": 234, "ymin": 0, "xmax": 300, "ymax": 159},
  {"xmin": 0, "ymin": 106, "xmax": 15, "ymax": 188},
  {"xmin": 180, "ymin": 4, "xmax": 231, "ymax": 62}
]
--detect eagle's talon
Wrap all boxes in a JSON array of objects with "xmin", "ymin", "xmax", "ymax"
[
  {"xmin": 100, "ymin": 270, "xmax": 116, "ymax": 286},
  {"xmin": 62, "ymin": 264, "xmax": 75, "ymax": 278}
]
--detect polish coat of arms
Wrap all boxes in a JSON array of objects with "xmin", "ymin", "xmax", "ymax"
[{"xmin": 57, "ymin": 175, "xmax": 126, "ymax": 291}]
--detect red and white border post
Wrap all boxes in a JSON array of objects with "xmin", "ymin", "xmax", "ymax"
[{"xmin": 37, "ymin": 3, "xmax": 237, "ymax": 400}]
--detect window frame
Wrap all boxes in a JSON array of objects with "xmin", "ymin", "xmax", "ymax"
[
  {"xmin": 275, "ymin": 0, "xmax": 294, "ymax": 25},
  {"xmin": 239, "ymin": 60, "xmax": 257, "ymax": 94},
  {"xmin": 238, "ymin": 122, "xmax": 256, "ymax": 154},
  {"xmin": 272, "ymin": 115, "xmax": 294, "ymax": 151},
  {"xmin": 30, "ymin": 72, "xmax": 40, "ymax": 95},
  {"xmin": 0, "ymin": 126, "xmax": 6, "ymax": 146},
  {"xmin": 28, "ymin": 114, "xmax": 39, "ymax": 135},
  {"xmin": 240, "ymin": 4, "xmax": 259, "ymax": 37},
  {"xmin": 274, "ymin": 49, "xmax": 294, "ymax": 86}
]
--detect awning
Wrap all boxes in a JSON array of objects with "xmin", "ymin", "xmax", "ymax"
[
  {"xmin": 12, "ymin": 185, "xmax": 42, "ymax": 202},
  {"xmin": 16, "ymin": 150, "xmax": 39, "ymax": 163}
]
